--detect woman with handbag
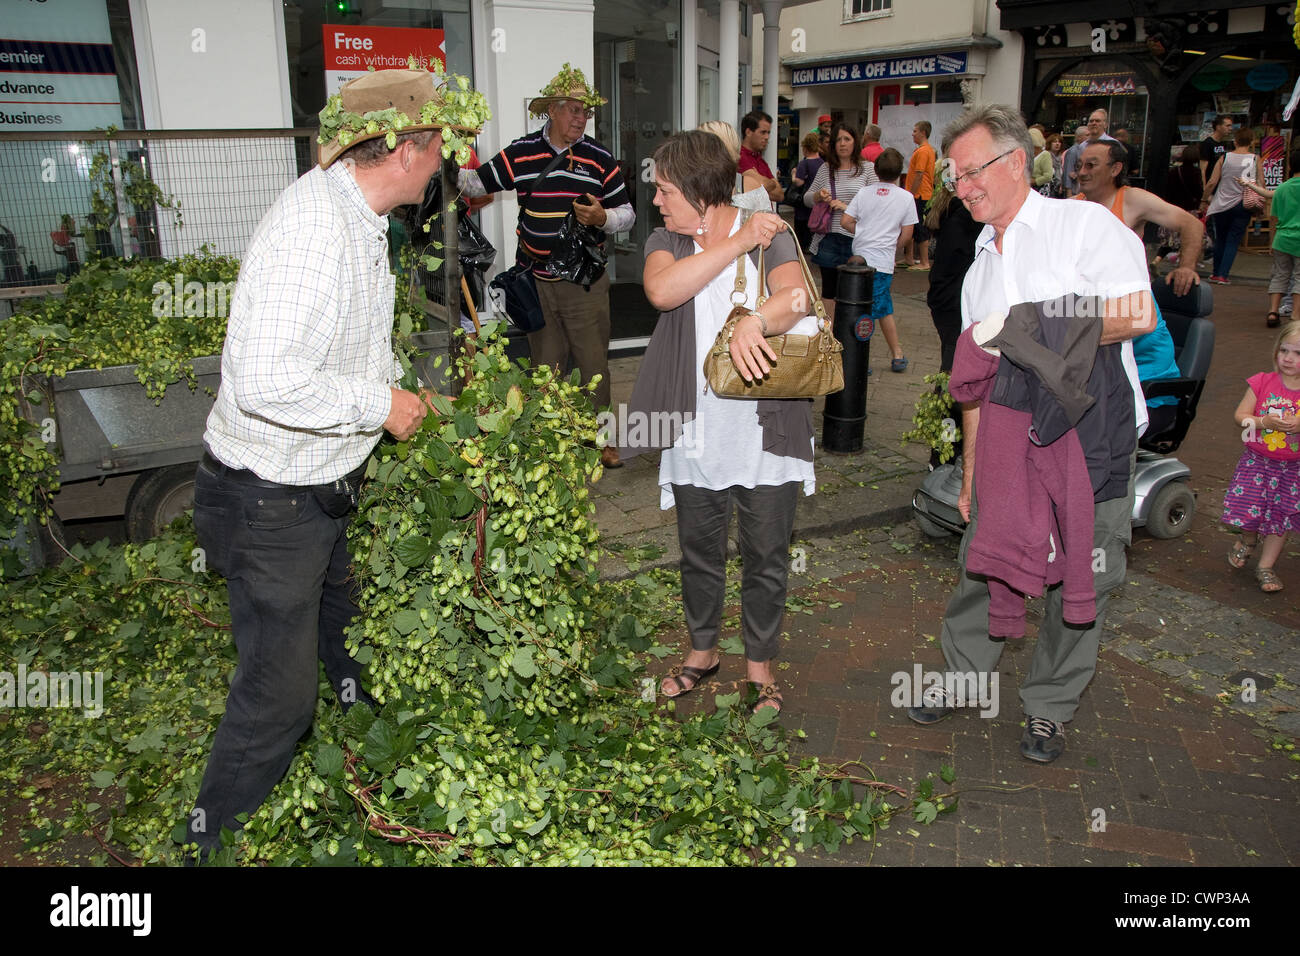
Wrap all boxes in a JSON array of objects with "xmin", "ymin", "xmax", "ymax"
[
  {"xmin": 620, "ymin": 130, "xmax": 822, "ymax": 715},
  {"xmin": 1201, "ymin": 127, "xmax": 1259, "ymax": 284},
  {"xmin": 804, "ymin": 123, "xmax": 877, "ymax": 329},
  {"xmin": 791, "ymin": 132, "xmax": 825, "ymax": 251}
]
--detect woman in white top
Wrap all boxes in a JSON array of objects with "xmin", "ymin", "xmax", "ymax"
[
  {"xmin": 804, "ymin": 123, "xmax": 878, "ymax": 318},
  {"xmin": 1201, "ymin": 127, "xmax": 1258, "ymax": 284},
  {"xmin": 634, "ymin": 130, "xmax": 818, "ymax": 715}
]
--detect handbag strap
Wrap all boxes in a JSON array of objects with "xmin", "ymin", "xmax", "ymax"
[
  {"xmin": 731, "ymin": 250, "xmax": 748, "ymax": 306},
  {"xmin": 750, "ymin": 238, "xmax": 828, "ymax": 328}
]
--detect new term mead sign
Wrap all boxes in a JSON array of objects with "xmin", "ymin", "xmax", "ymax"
[{"xmin": 791, "ymin": 52, "xmax": 968, "ymax": 87}]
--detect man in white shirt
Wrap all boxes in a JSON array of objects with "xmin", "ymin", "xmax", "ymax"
[
  {"xmin": 187, "ymin": 69, "xmax": 476, "ymax": 856},
  {"xmin": 906, "ymin": 105, "xmax": 1154, "ymax": 763}
]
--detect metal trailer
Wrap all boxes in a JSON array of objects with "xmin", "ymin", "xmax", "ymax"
[{"xmin": 17, "ymin": 327, "xmax": 452, "ymax": 569}]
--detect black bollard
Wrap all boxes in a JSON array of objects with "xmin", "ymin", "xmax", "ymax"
[{"xmin": 822, "ymin": 262, "xmax": 873, "ymax": 453}]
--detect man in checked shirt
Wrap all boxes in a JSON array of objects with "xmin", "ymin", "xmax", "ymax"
[{"xmin": 186, "ymin": 70, "xmax": 471, "ymax": 857}]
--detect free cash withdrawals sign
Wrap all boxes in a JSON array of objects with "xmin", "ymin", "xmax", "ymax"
[
  {"xmin": 0, "ymin": 0, "xmax": 123, "ymax": 131},
  {"xmin": 791, "ymin": 51, "xmax": 967, "ymax": 87},
  {"xmin": 323, "ymin": 25, "xmax": 446, "ymax": 97}
]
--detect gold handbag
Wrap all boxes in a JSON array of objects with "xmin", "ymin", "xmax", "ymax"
[{"xmin": 703, "ymin": 240, "xmax": 844, "ymax": 399}]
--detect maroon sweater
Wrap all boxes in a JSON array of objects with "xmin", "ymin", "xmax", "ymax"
[{"xmin": 950, "ymin": 329, "xmax": 1097, "ymax": 636}]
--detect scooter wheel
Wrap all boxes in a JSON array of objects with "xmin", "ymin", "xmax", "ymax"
[{"xmin": 1145, "ymin": 482, "xmax": 1196, "ymax": 539}]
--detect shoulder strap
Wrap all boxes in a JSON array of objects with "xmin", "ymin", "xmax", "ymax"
[
  {"xmin": 523, "ymin": 145, "xmax": 571, "ymax": 202},
  {"xmin": 515, "ymin": 144, "xmax": 572, "ymax": 264}
]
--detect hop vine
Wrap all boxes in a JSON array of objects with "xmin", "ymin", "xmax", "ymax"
[{"xmin": 900, "ymin": 372, "xmax": 961, "ymax": 464}]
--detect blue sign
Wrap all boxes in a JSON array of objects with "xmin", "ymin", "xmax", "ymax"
[{"xmin": 792, "ymin": 51, "xmax": 968, "ymax": 87}]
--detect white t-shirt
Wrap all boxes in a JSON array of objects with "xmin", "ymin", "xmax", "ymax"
[
  {"xmin": 843, "ymin": 182, "xmax": 918, "ymax": 274},
  {"xmin": 959, "ymin": 188, "xmax": 1151, "ymax": 434},
  {"xmin": 658, "ymin": 219, "xmax": 817, "ymax": 509}
]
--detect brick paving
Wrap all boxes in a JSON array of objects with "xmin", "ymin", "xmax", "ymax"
[{"xmin": 646, "ymin": 527, "xmax": 1297, "ymax": 867}]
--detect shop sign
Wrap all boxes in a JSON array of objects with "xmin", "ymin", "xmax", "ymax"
[
  {"xmin": 1053, "ymin": 72, "xmax": 1139, "ymax": 97},
  {"xmin": 323, "ymin": 24, "xmax": 446, "ymax": 96},
  {"xmin": 0, "ymin": 0, "xmax": 123, "ymax": 131},
  {"xmin": 1261, "ymin": 135, "xmax": 1286, "ymax": 189},
  {"xmin": 790, "ymin": 51, "xmax": 967, "ymax": 87}
]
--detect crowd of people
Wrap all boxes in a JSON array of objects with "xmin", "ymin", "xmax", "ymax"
[{"xmin": 181, "ymin": 58, "xmax": 1297, "ymax": 856}]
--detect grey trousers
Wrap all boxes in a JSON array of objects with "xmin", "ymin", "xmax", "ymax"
[
  {"xmin": 531, "ymin": 271, "xmax": 612, "ymax": 411},
  {"xmin": 939, "ymin": 451, "xmax": 1135, "ymax": 723},
  {"xmin": 672, "ymin": 482, "xmax": 800, "ymax": 662}
]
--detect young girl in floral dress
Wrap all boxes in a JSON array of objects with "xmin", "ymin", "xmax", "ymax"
[{"xmin": 1224, "ymin": 322, "xmax": 1300, "ymax": 591}]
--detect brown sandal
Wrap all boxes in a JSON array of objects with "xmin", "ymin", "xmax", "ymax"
[
  {"xmin": 750, "ymin": 681, "xmax": 784, "ymax": 716},
  {"xmin": 661, "ymin": 657, "xmax": 720, "ymax": 699},
  {"xmin": 1256, "ymin": 566, "xmax": 1284, "ymax": 592}
]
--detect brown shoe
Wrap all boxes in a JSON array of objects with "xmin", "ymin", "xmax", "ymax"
[{"xmin": 600, "ymin": 446, "xmax": 623, "ymax": 469}]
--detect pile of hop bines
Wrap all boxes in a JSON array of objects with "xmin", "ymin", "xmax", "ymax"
[{"xmin": 230, "ymin": 326, "xmax": 918, "ymax": 865}]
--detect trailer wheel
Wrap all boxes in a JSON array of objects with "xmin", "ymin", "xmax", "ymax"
[
  {"xmin": 1145, "ymin": 482, "xmax": 1196, "ymax": 540},
  {"xmin": 125, "ymin": 465, "xmax": 198, "ymax": 542}
]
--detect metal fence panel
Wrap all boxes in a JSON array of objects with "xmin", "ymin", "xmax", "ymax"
[{"xmin": 0, "ymin": 129, "xmax": 314, "ymax": 288}]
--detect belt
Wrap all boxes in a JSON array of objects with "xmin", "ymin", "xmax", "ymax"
[{"xmin": 201, "ymin": 451, "xmax": 365, "ymax": 496}]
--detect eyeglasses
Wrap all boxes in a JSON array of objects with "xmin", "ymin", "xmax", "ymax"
[
  {"xmin": 941, "ymin": 148, "xmax": 1016, "ymax": 191},
  {"xmin": 557, "ymin": 102, "xmax": 596, "ymax": 119}
]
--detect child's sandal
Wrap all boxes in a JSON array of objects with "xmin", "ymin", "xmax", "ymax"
[
  {"xmin": 1267, "ymin": 311, "xmax": 1281, "ymax": 328},
  {"xmin": 1228, "ymin": 540, "xmax": 1254, "ymax": 569},
  {"xmin": 1256, "ymin": 567, "xmax": 1284, "ymax": 593}
]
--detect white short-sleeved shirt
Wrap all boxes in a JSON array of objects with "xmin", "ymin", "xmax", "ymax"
[
  {"xmin": 843, "ymin": 182, "xmax": 918, "ymax": 274},
  {"xmin": 959, "ymin": 189, "xmax": 1152, "ymax": 435},
  {"xmin": 657, "ymin": 219, "xmax": 817, "ymax": 509}
]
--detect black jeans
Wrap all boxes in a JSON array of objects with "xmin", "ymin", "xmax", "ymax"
[
  {"xmin": 672, "ymin": 482, "xmax": 800, "ymax": 662},
  {"xmin": 186, "ymin": 456, "xmax": 366, "ymax": 851}
]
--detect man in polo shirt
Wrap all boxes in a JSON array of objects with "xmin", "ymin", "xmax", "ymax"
[
  {"xmin": 187, "ymin": 68, "xmax": 475, "ymax": 857},
  {"xmin": 906, "ymin": 120, "xmax": 936, "ymax": 269},
  {"xmin": 906, "ymin": 104, "xmax": 1155, "ymax": 763},
  {"xmin": 460, "ymin": 64, "xmax": 634, "ymax": 468},
  {"xmin": 1063, "ymin": 109, "xmax": 1118, "ymax": 196},
  {"xmin": 739, "ymin": 110, "xmax": 785, "ymax": 204}
]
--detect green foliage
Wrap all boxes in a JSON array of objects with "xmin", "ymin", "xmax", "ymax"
[
  {"xmin": 317, "ymin": 59, "xmax": 490, "ymax": 167},
  {"xmin": 0, "ymin": 327, "xmax": 940, "ymax": 866},
  {"xmin": 83, "ymin": 127, "xmax": 183, "ymax": 234},
  {"xmin": 900, "ymin": 371, "xmax": 960, "ymax": 464},
  {"xmin": 0, "ymin": 253, "xmax": 239, "ymax": 560}
]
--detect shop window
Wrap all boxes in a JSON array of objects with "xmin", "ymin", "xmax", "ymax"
[
  {"xmin": 844, "ymin": 0, "xmax": 893, "ymax": 24},
  {"xmin": 282, "ymin": 0, "xmax": 474, "ymax": 129},
  {"xmin": 935, "ymin": 80, "xmax": 963, "ymax": 104},
  {"xmin": 904, "ymin": 84, "xmax": 932, "ymax": 106}
]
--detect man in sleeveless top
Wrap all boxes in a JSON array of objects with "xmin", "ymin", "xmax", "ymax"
[{"xmin": 1074, "ymin": 140, "xmax": 1203, "ymax": 296}]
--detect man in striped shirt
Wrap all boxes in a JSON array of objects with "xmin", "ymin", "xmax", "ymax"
[{"xmin": 461, "ymin": 65, "xmax": 634, "ymax": 468}]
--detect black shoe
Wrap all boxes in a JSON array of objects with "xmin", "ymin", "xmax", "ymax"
[
  {"xmin": 906, "ymin": 687, "xmax": 955, "ymax": 725},
  {"xmin": 1019, "ymin": 716, "xmax": 1066, "ymax": 763}
]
